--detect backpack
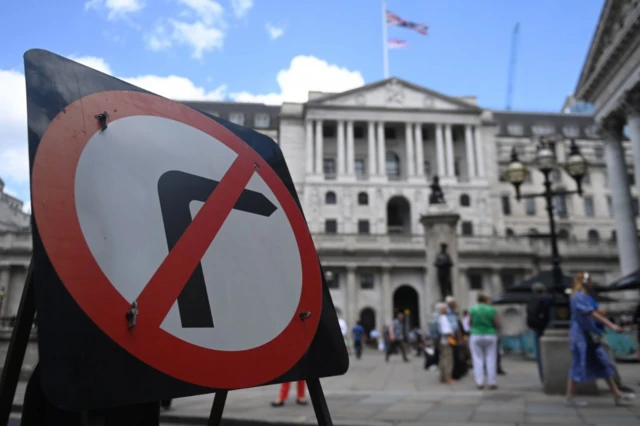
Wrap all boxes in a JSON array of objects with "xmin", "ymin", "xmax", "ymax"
[{"xmin": 526, "ymin": 298, "xmax": 548, "ymax": 331}]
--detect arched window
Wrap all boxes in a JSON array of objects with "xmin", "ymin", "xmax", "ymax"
[
  {"xmin": 460, "ymin": 194, "xmax": 471, "ymax": 207},
  {"xmin": 357, "ymin": 192, "xmax": 369, "ymax": 205},
  {"xmin": 386, "ymin": 152, "xmax": 400, "ymax": 178},
  {"xmin": 506, "ymin": 228, "xmax": 515, "ymax": 238},
  {"xmin": 587, "ymin": 229, "xmax": 600, "ymax": 244},
  {"xmin": 558, "ymin": 229, "xmax": 569, "ymax": 240},
  {"xmin": 325, "ymin": 191, "xmax": 337, "ymax": 205}
]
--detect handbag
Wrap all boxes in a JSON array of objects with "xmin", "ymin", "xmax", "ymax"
[
  {"xmin": 585, "ymin": 330, "xmax": 602, "ymax": 348},
  {"xmin": 447, "ymin": 335, "xmax": 457, "ymax": 346}
]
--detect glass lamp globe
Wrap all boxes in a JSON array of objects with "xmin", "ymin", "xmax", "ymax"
[
  {"xmin": 565, "ymin": 140, "xmax": 587, "ymax": 179},
  {"xmin": 536, "ymin": 145, "xmax": 557, "ymax": 173},
  {"xmin": 505, "ymin": 149, "xmax": 528, "ymax": 185}
]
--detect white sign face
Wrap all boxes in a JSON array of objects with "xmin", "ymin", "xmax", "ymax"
[{"xmin": 74, "ymin": 115, "xmax": 303, "ymax": 351}]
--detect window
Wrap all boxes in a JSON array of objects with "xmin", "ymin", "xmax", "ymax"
[
  {"xmin": 501, "ymin": 196, "xmax": 511, "ymax": 215},
  {"xmin": 460, "ymin": 194, "xmax": 471, "ymax": 207},
  {"xmin": 585, "ymin": 124, "xmax": 599, "ymax": 138},
  {"xmin": 507, "ymin": 123, "xmax": 523, "ymax": 136},
  {"xmin": 254, "ymin": 113, "xmax": 270, "ymax": 128},
  {"xmin": 325, "ymin": 219, "xmax": 337, "ymax": 234},
  {"xmin": 582, "ymin": 172, "xmax": 591, "ymax": 185},
  {"xmin": 322, "ymin": 124, "xmax": 335, "ymax": 138},
  {"xmin": 461, "ymin": 221, "xmax": 473, "ymax": 236},
  {"xmin": 532, "ymin": 123, "xmax": 555, "ymax": 136},
  {"xmin": 325, "ymin": 191, "xmax": 337, "ymax": 205},
  {"xmin": 611, "ymin": 230, "xmax": 617, "ymax": 242},
  {"xmin": 357, "ymin": 192, "xmax": 369, "ymax": 205},
  {"xmin": 524, "ymin": 172, "xmax": 532, "ymax": 184},
  {"xmin": 506, "ymin": 228, "xmax": 515, "ymax": 238},
  {"xmin": 629, "ymin": 173, "xmax": 635, "ymax": 186},
  {"xmin": 562, "ymin": 125, "xmax": 580, "ymax": 138},
  {"xmin": 359, "ymin": 273, "xmax": 374, "ymax": 290},
  {"xmin": 384, "ymin": 127, "xmax": 396, "ymax": 139},
  {"xmin": 554, "ymin": 195, "xmax": 567, "ymax": 217},
  {"xmin": 229, "ymin": 112, "xmax": 245, "ymax": 126},
  {"xmin": 326, "ymin": 271, "xmax": 339, "ymax": 289},
  {"xmin": 528, "ymin": 228, "xmax": 539, "ymax": 237},
  {"xmin": 587, "ymin": 229, "xmax": 600, "ymax": 244},
  {"xmin": 633, "ymin": 198, "xmax": 639, "ymax": 217},
  {"xmin": 454, "ymin": 158, "xmax": 461, "ymax": 177},
  {"xmin": 607, "ymin": 196, "xmax": 613, "ymax": 217},
  {"xmin": 323, "ymin": 158, "xmax": 336, "ymax": 179},
  {"xmin": 386, "ymin": 152, "xmax": 401, "ymax": 177},
  {"xmin": 525, "ymin": 198, "xmax": 536, "ymax": 215},
  {"xmin": 358, "ymin": 219, "xmax": 370, "ymax": 234},
  {"xmin": 595, "ymin": 146, "xmax": 604, "ymax": 159},
  {"xmin": 551, "ymin": 169, "xmax": 562, "ymax": 182},
  {"xmin": 584, "ymin": 196, "xmax": 595, "ymax": 217},
  {"xmin": 558, "ymin": 229, "xmax": 570, "ymax": 240},
  {"xmin": 500, "ymin": 273, "xmax": 515, "ymax": 289},
  {"xmin": 355, "ymin": 159, "xmax": 366, "ymax": 179},
  {"xmin": 423, "ymin": 161, "xmax": 431, "ymax": 177},
  {"xmin": 354, "ymin": 125, "xmax": 365, "ymax": 139},
  {"xmin": 469, "ymin": 274, "xmax": 483, "ymax": 290},
  {"xmin": 499, "ymin": 167, "xmax": 506, "ymax": 182}
]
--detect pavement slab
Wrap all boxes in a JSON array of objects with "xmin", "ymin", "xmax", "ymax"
[{"xmin": 6, "ymin": 352, "xmax": 640, "ymax": 425}]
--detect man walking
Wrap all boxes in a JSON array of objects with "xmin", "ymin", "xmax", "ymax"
[
  {"xmin": 385, "ymin": 312, "xmax": 409, "ymax": 362},
  {"xmin": 352, "ymin": 321, "xmax": 365, "ymax": 359},
  {"xmin": 526, "ymin": 283, "xmax": 552, "ymax": 383}
]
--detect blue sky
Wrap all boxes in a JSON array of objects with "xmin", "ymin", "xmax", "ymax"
[{"xmin": 0, "ymin": 0, "xmax": 604, "ymax": 207}]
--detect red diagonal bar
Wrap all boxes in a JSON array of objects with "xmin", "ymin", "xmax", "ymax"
[{"xmin": 137, "ymin": 155, "xmax": 256, "ymax": 327}]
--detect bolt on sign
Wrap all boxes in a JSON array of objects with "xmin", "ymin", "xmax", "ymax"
[{"xmin": 24, "ymin": 49, "xmax": 349, "ymax": 412}]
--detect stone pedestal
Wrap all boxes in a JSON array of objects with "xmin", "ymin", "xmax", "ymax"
[
  {"xmin": 420, "ymin": 203, "xmax": 461, "ymax": 318},
  {"xmin": 540, "ymin": 328, "xmax": 598, "ymax": 395}
]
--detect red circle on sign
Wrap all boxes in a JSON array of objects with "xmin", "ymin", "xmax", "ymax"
[{"xmin": 31, "ymin": 90, "xmax": 322, "ymax": 390}]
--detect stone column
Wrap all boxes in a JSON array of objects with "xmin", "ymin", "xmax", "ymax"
[
  {"xmin": 337, "ymin": 120, "xmax": 346, "ymax": 176},
  {"xmin": 305, "ymin": 120, "xmax": 314, "ymax": 175},
  {"xmin": 625, "ymin": 91, "xmax": 640, "ymax": 195},
  {"xmin": 474, "ymin": 125, "xmax": 485, "ymax": 178},
  {"xmin": 346, "ymin": 121, "xmax": 355, "ymax": 177},
  {"xmin": 435, "ymin": 124, "xmax": 446, "ymax": 177},
  {"xmin": 367, "ymin": 121, "xmax": 377, "ymax": 177},
  {"xmin": 444, "ymin": 124, "xmax": 455, "ymax": 177},
  {"xmin": 602, "ymin": 116, "xmax": 640, "ymax": 275},
  {"xmin": 405, "ymin": 122, "xmax": 415, "ymax": 177},
  {"xmin": 465, "ymin": 125, "xmax": 476, "ymax": 178},
  {"xmin": 421, "ymin": 204, "xmax": 461, "ymax": 304},
  {"xmin": 377, "ymin": 122, "xmax": 386, "ymax": 178},
  {"xmin": 346, "ymin": 265, "xmax": 357, "ymax": 330},
  {"xmin": 414, "ymin": 124, "xmax": 424, "ymax": 178},
  {"xmin": 381, "ymin": 266, "xmax": 392, "ymax": 327},
  {"xmin": 0, "ymin": 267, "xmax": 10, "ymax": 318},
  {"xmin": 314, "ymin": 120, "xmax": 324, "ymax": 175}
]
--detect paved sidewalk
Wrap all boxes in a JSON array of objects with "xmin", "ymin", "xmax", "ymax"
[{"xmin": 10, "ymin": 351, "xmax": 640, "ymax": 425}]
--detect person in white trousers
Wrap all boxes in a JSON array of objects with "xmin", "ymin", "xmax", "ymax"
[{"xmin": 468, "ymin": 293, "xmax": 500, "ymax": 390}]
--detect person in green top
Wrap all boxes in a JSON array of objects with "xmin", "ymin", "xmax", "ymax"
[{"xmin": 469, "ymin": 293, "xmax": 500, "ymax": 390}]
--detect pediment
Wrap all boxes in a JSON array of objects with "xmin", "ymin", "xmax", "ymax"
[{"xmin": 308, "ymin": 78, "xmax": 482, "ymax": 112}]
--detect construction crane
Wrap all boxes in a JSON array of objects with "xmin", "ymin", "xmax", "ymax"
[{"xmin": 506, "ymin": 23, "xmax": 520, "ymax": 110}]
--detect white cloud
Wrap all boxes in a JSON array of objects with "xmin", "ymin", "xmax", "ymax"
[
  {"xmin": 178, "ymin": 0, "xmax": 224, "ymax": 25},
  {"xmin": 265, "ymin": 23, "xmax": 284, "ymax": 40},
  {"xmin": 230, "ymin": 55, "xmax": 364, "ymax": 105},
  {"xmin": 0, "ymin": 55, "xmax": 226, "ymax": 206},
  {"xmin": 85, "ymin": 0, "xmax": 144, "ymax": 20},
  {"xmin": 231, "ymin": 0, "xmax": 253, "ymax": 18},
  {"xmin": 144, "ymin": 0, "xmax": 226, "ymax": 59}
]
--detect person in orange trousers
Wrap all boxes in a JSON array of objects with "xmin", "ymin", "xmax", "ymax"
[{"xmin": 270, "ymin": 381, "xmax": 308, "ymax": 407}]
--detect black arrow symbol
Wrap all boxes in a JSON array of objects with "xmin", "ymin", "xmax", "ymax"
[{"xmin": 158, "ymin": 169, "xmax": 277, "ymax": 328}]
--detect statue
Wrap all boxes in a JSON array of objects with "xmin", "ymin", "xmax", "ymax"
[
  {"xmin": 429, "ymin": 175, "xmax": 445, "ymax": 205},
  {"xmin": 434, "ymin": 243, "xmax": 453, "ymax": 299}
]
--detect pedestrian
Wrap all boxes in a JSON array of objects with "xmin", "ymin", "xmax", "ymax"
[
  {"xmin": 352, "ymin": 321, "xmax": 365, "ymax": 359},
  {"xmin": 566, "ymin": 272, "xmax": 634, "ymax": 407},
  {"xmin": 469, "ymin": 293, "xmax": 499, "ymax": 390},
  {"xmin": 385, "ymin": 312, "xmax": 409, "ymax": 362},
  {"xmin": 271, "ymin": 381, "xmax": 308, "ymax": 407},
  {"xmin": 445, "ymin": 297, "xmax": 468, "ymax": 380},
  {"xmin": 436, "ymin": 302, "xmax": 455, "ymax": 385},
  {"xmin": 526, "ymin": 282, "xmax": 552, "ymax": 383}
]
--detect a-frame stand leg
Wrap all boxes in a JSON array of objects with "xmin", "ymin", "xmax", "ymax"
[
  {"xmin": 307, "ymin": 378, "xmax": 333, "ymax": 426},
  {"xmin": 0, "ymin": 262, "xmax": 35, "ymax": 426},
  {"xmin": 206, "ymin": 390, "xmax": 228, "ymax": 426}
]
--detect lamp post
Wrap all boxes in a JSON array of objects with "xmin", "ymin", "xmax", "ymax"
[{"xmin": 504, "ymin": 138, "xmax": 588, "ymax": 326}]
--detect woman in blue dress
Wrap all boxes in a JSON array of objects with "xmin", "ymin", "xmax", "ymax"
[{"xmin": 566, "ymin": 272, "xmax": 634, "ymax": 406}]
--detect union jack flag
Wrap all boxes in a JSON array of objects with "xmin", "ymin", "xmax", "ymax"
[{"xmin": 386, "ymin": 10, "xmax": 428, "ymax": 36}]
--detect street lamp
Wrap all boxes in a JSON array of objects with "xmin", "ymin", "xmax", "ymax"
[{"xmin": 504, "ymin": 138, "xmax": 587, "ymax": 326}]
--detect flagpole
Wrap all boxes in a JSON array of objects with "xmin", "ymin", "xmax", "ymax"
[{"xmin": 381, "ymin": 0, "xmax": 389, "ymax": 79}]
